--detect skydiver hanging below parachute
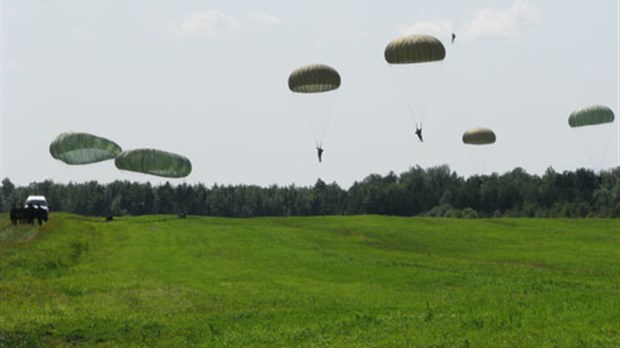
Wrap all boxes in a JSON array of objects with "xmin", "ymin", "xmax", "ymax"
[
  {"xmin": 316, "ymin": 145, "xmax": 324, "ymax": 163},
  {"xmin": 568, "ymin": 104, "xmax": 616, "ymax": 168},
  {"xmin": 384, "ymin": 34, "xmax": 446, "ymax": 144},
  {"xmin": 451, "ymin": 33, "xmax": 456, "ymax": 44},
  {"xmin": 415, "ymin": 123, "xmax": 423, "ymax": 142},
  {"xmin": 288, "ymin": 64, "xmax": 341, "ymax": 163},
  {"xmin": 462, "ymin": 127, "xmax": 497, "ymax": 174}
]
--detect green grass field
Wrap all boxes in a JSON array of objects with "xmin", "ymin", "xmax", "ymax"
[{"xmin": 0, "ymin": 213, "xmax": 618, "ymax": 347}]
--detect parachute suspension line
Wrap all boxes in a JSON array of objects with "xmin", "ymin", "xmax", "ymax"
[
  {"xmin": 574, "ymin": 125, "xmax": 615, "ymax": 169},
  {"xmin": 316, "ymin": 90, "xmax": 338, "ymax": 148},
  {"xmin": 574, "ymin": 129, "xmax": 592, "ymax": 169},
  {"xmin": 419, "ymin": 60, "xmax": 446, "ymax": 125},
  {"xmin": 291, "ymin": 89, "xmax": 338, "ymax": 150},
  {"xmin": 439, "ymin": 0, "xmax": 467, "ymax": 43},
  {"xmin": 599, "ymin": 125, "xmax": 614, "ymax": 169},
  {"xmin": 304, "ymin": 111, "xmax": 320, "ymax": 148},
  {"xmin": 465, "ymin": 145, "xmax": 494, "ymax": 175},
  {"xmin": 465, "ymin": 148, "xmax": 480, "ymax": 175},
  {"xmin": 389, "ymin": 65, "xmax": 418, "ymax": 125},
  {"xmin": 455, "ymin": 3, "xmax": 467, "ymax": 37},
  {"xmin": 389, "ymin": 61, "xmax": 446, "ymax": 127},
  {"xmin": 291, "ymin": 93, "xmax": 320, "ymax": 147}
]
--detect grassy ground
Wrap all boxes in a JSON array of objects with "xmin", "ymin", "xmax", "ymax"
[{"xmin": 0, "ymin": 213, "xmax": 618, "ymax": 347}]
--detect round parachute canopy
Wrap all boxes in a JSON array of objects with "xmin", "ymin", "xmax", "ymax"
[
  {"xmin": 288, "ymin": 64, "xmax": 341, "ymax": 93},
  {"xmin": 462, "ymin": 128, "xmax": 496, "ymax": 145},
  {"xmin": 568, "ymin": 105, "xmax": 615, "ymax": 128},
  {"xmin": 384, "ymin": 34, "xmax": 446, "ymax": 64},
  {"xmin": 50, "ymin": 132, "xmax": 122, "ymax": 165},
  {"xmin": 115, "ymin": 149, "xmax": 192, "ymax": 178}
]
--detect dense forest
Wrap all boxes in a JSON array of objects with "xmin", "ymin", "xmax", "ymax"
[{"xmin": 1, "ymin": 166, "xmax": 619, "ymax": 218}]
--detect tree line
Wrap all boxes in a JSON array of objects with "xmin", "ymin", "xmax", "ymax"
[{"xmin": 1, "ymin": 166, "xmax": 618, "ymax": 218}]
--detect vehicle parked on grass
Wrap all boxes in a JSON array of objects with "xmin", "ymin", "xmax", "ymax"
[
  {"xmin": 10, "ymin": 196, "xmax": 49, "ymax": 226},
  {"xmin": 24, "ymin": 195, "xmax": 49, "ymax": 222}
]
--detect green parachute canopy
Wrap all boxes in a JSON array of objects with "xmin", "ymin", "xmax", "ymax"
[
  {"xmin": 462, "ymin": 128, "xmax": 496, "ymax": 145},
  {"xmin": 115, "ymin": 149, "xmax": 192, "ymax": 178},
  {"xmin": 384, "ymin": 34, "xmax": 446, "ymax": 64},
  {"xmin": 50, "ymin": 132, "xmax": 122, "ymax": 165},
  {"xmin": 288, "ymin": 64, "xmax": 341, "ymax": 93},
  {"xmin": 568, "ymin": 105, "xmax": 615, "ymax": 128}
]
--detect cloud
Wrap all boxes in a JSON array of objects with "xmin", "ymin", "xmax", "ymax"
[
  {"xmin": 177, "ymin": 11, "xmax": 283, "ymax": 38},
  {"xmin": 401, "ymin": 18, "xmax": 453, "ymax": 37},
  {"xmin": 249, "ymin": 12, "xmax": 284, "ymax": 26},
  {"xmin": 178, "ymin": 11, "xmax": 239, "ymax": 38},
  {"xmin": 462, "ymin": 0, "xmax": 539, "ymax": 40}
]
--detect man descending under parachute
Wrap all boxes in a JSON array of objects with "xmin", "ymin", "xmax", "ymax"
[
  {"xmin": 384, "ymin": 34, "xmax": 446, "ymax": 143},
  {"xmin": 568, "ymin": 104, "xmax": 616, "ymax": 167},
  {"xmin": 316, "ymin": 146, "xmax": 324, "ymax": 163},
  {"xmin": 415, "ymin": 123, "xmax": 423, "ymax": 142},
  {"xmin": 288, "ymin": 64, "xmax": 341, "ymax": 163},
  {"xmin": 462, "ymin": 127, "xmax": 497, "ymax": 174}
]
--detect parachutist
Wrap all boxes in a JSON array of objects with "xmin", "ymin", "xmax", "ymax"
[
  {"xmin": 316, "ymin": 146, "xmax": 324, "ymax": 163},
  {"xmin": 289, "ymin": 64, "xmax": 340, "ymax": 163},
  {"xmin": 451, "ymin": 33, "xmax": 456, "ymax": 44},
  {"xmin": 385, "ymin": 35, "xmax": 444, "ymax": 144},
  {"xmin": 415, "ymin": 124, "xmax": 423, "ymax": 142}
]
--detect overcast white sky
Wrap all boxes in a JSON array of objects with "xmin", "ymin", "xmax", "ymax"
[{"xmin": 1, "ymin": 0, "xmax": 618, "ymax": 188}]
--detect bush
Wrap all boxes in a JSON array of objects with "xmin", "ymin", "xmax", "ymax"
[
  {"xmin": 426, "ymin": 205, "xmax": 480, "ymax": 218},
  {"xmin": 462, "ymin": 208, "xmax": 480, "ymax": 219}
]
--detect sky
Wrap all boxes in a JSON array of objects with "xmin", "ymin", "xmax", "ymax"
[{"xmin": 1, "ymin": 0, "xmax": 618, "ymax": 188}]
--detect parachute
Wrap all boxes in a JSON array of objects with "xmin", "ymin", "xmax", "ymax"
[
  {"xmin": 384, "ymin": 35, "xmax": 446, "ymax": 64},
  {"xmin": 50, "ymin": 132, "xmax": 122, "ymax": 165},
  {"xmin": 384, "ymin": 34, "xmax": 446, "ymax": 137},
  {"xmin": 462, "ymin": 127, "xmax": 496, "ymax": 174},
  {"xmin": 569, "ymin": 104, "xmax": 616, "ymax": 168},
  {"xmin": 568, "ymin": 105, "xmax": 615, "ymax": 128},
  {"xmin": 462, "ymin": 127, "xmax": 496, "ymax": 145},
  {"xmin": 288, "ymin": 64, "xmax": 341, "ymax": 93},
  {"xmin": 288, "ymin": 64, "xmax": 341, "ymax": 161},
  {"xmin": 114, "ymin": 149, "xmax": 192, "ymax": 178}
]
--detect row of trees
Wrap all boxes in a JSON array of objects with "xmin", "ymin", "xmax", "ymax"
[{"xmin": 1, "ymin": 166, "xmax": 618, "ymax": 218}]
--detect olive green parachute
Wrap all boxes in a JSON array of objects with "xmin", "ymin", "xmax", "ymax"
[
  {"xmin": 288, "ymin": 64, "xmax": 341, "ymax": 93},
  {"xmin": 50, "ymin": 132, "xmax": 122, "ymax": 165},
  {"xmin": 568, "ymin": 105, "xmax": 615, "ymax": 128},
  {"xmin": 462, "ymin": 128, "xmax": 496, "ymax": 145},
  {"xmin": 114, "ymin": 149, "xmax": 192, "ymax": 178},
  {"xmin": 384, "ymin": 34, "xmax": 446, "ymax": 64}
]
